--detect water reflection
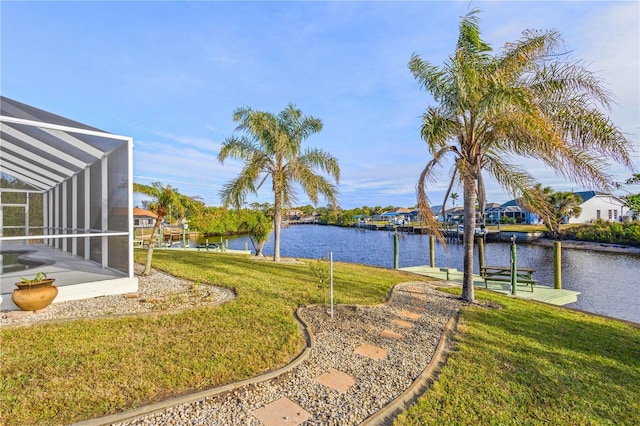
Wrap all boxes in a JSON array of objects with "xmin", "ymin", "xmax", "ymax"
[{"xmin": 223, "ymin": 225, "xmax": 640, "ymax": 323}]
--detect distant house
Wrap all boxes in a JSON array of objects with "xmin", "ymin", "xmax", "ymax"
[
  {"xmin": 286, "ymin": 209, "xmax": 305, "ymax": 220},
  {"xmin": 481, "ymin": 200, "xmax": 540, "ymax": 224},
  {"xmin": 483, "ymin": 203, "xmax": 503, "ymax": 224},
  {"xmin": 133, "ymin": 208, "xmax": 157, "ymax": 228},
  {"xmin": 133, "ymin": 208, "xmax": 158, "ymax": 243},
  {"xmin": 569, "ymin": 191, "xmax": 626, "ymax": 223},
  {"xmin": 493, "ymin": 200, "xmax": 538, "ymax": 224},
  {"xmin": 427, "ymin": 205, "xmax": 444, "ymax": 222},
  {"xmin": 408, "ymin": 209, "xmax": 421, "ymax": 222},
  {"xmin": 380, "ymin": 207, "xmax": 412, "ymax": 224},
  {"xmin": 443, "ymin": 206, "xmax": 464, "ymax": 223},
  {"xmin": 488, "ymin": 191, "xmax": 626, "ymax": 225}
]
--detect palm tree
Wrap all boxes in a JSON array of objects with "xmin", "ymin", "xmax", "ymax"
[
  {"xmin": 133, "ymin": 182, "xmax": 195, "ymax": 275},
  {"xmin": 409, "ymin": 9, "xmax": 632, "ymax": 302},
  {"xmin": 547, "ymin": 192, "xmax": 583, "ymax": 237},
  {"xmin": 218, "ymin": 104, "xmax": 340, "ymax": 261},
  {"xmin": 241, "ymin": 211, "xmax": 273, "ymax": 256},
  {"xmin": 451, "ymin": 192, "xmax": 459, "ymax": 208}
]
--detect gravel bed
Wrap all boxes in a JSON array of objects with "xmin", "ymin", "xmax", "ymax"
[
  {"xmin": 115, "ymin": 282, "xmax": 462, "ymax": 426},
  {"xmin": 0, "ymin": 265, "xmax": 234, "ymax": 327}
]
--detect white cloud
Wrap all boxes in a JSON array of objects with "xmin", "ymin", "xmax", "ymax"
[{"xmin": 579, "ymin": 2, "xmax": 639, "ymax": 145}]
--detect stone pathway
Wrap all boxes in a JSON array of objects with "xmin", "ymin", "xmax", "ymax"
[{"xmin": 101, "ymin": 282, "xmax": 462, "ymax": 426}]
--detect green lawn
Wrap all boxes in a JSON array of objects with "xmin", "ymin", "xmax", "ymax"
[
  {"xmin": 1, "ymin": 251, "xmax": 638, "ymax": 425},
  {"xmin": 0, "ymin": 250, "xmax": 418, "ymax": 425},
  {"xmin": 395, "ymin": 288, "xmax": 640, "ymax": 425}
]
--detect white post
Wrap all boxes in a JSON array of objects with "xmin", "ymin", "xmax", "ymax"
[
  {"xmin": 62, "ymin": 180, "xmax": 67, "ymax": 253},
  {"xmin": 329, "ymin": 251, "xmax": 334, "ymax": 318},
  {"xmin": 101, "ymin": 156, "xmax": 109, "ymax": 268},
  {"xmin": 71, "ymin": 175, "xmax": 77, "ymax": 256}
]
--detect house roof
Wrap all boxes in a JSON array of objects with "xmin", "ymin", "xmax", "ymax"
[
  {"xmin": 444, "ymin": 206, "xmax": 464, "ymax": 214},
  {"xmin": 0, "ymin": 96, "xmax": 131, "ymax": 192},
  {"xmin": 133, "ymin": 208, "xmax": 157, "ymax": 218},
  {"xmin": 500, "ymin": 199, "xmax": 519, "ymax": 207},
  {"xmin": 572, "ymin": 191, "xmax": 597, "ymax": 202},
  {"xmin": 395, "ymin": 207, "xmax": 412, "ymax": 213}
]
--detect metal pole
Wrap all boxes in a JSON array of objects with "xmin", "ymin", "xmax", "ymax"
[
  {"xmin": 554, "ymin": 241, "xmax": 562, "ymax": 289},
  {"xmin": 394, "ymin": 233, "xmax": 399, "ymax": 269},
  {"xmin": 329, "ymin": 251, "xmax": 334, "ymax": 318},
  {"xmin": 510, "ymin": 235, "xmax": 517, "ymax": 295},
  {"xmin": 429, "ymin": 234, "xmax": 435, "ymax": 267}
]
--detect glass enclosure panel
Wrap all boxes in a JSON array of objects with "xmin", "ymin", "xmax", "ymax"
[
  {"xmin": 89, "ymin": 161, "xmax": 102, "ymax": 264},
  {"xmin": 108, "ymin": 235, "xmax": 128, "ymax": 272},
  {"xmin": 64, "ymin": 179, "xmax": 73, "ymax": 253},
  {"xmin": 1, "ymin": 206, "xmax": 25, "ymax": 237},
  {"xmin": 107, "ymin": 145, "xmax": 129, "ymax": 272},
  {"xmin": 27, "ymin": 192, "xmax": 44, "ymax": 238},
  {"xmin": 2, "ymin": 191, "xmax": 26, "ymax": 204},
  {"xmin": 76, "ymin": 170, "xmax": 85, "ymax": 258},
  {"xmin": 108, "ymin": 145, "xmax": 128, "ymax": 233},
  {"xmin": 55, "ymin": 186, "xmax": 63, "ymax": 250}
]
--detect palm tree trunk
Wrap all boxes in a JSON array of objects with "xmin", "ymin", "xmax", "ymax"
[
  {"xmin": 461, "ymin": 175, "xmax": 476, "ymax": 303},
  {"xmin": 143, "ymin": 215, "xmax": 164, "ymax": 276},
  {"xmin": 273, "ymin": 193, "xmax": 282, "ymax": 262},
  {"xmin": 256, "ymin": 241, "xmax": 265, "ymax": 257}
]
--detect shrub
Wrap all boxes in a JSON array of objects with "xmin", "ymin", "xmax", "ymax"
[{"xmin": 565, "ymin": 220, "xmax": 640, "ymax": 247}]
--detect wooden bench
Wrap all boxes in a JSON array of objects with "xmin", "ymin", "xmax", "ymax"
[{"xmin": 480, "ymin": 265, "xmax": 537, "ymax": 292}]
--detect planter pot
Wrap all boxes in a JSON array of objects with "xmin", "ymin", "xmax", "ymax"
[{"xmin": 12, "ymin": 279, "xmax": 58, "ymax": 311}]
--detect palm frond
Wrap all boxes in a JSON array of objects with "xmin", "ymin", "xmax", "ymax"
[
  {"xmin": 416, "ymin": 146, "xmax": 457, "ymax": 241},
  {"xmin": 420, "ymin": 107, "xmax": 459, "ymax": 153},
  {"xmin": 219, "ymin": 165, "xmax": 261, "ymax": 209},
  {"xmin": 457, "ymin": 8, "xmax": 492, "ymax": 56},
  {"xmin": 408, "ymin": 54, "xmax": 448, "ymax": 103},
  {"xmin": 483, "ymin": 155, "xmax": 539, "ymax": 199},
  {"xmin": 440, "ymin": 167, "xmax": 460, "ymax": 219},
  {"xmin": 297, "ymin": 148, "xmax": 341, "ymax": 183}
]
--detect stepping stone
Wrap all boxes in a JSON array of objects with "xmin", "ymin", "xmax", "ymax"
[
  {"xmin": 124, "ymin": 292, "xmax": 141, "ymax": 299},
  {"xmin": 2, "ymin": 310, "xmax": 35, "ymax": 320},
  {"xmin": 380, "ymin": 328, "xmax": 404, "ymax": 341},
  {"xmin": 411, "ymin": 293, "xmax": 428, "ymax": 301},
  {"xmin": 411, "ymin": 305, "xmax": 427, "ymax": 314},
  {"xmin": 400, "ymin": 309, "xmax": 423, "ymax": 320},
  {"xmin": 315, "ymin": 368, "xmax": 356, "ymax": 393},
  {"xmin": 354, "ymin": 342, "xmax": 388, "ymax": 360},
  {"xmin": 391, "ymin": 318, "xmax": 414, "ymax": 329},
  {"xmin": 252, "ymin": 397, "xmax": 311, "ymax": 426}
]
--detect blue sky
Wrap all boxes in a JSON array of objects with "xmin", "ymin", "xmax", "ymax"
[{"xmin": 2, "ymin": 1, "xmax": 638, "ymax": 209}]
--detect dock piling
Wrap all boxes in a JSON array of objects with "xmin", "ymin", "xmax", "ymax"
[
  {"xmin": 429, "ymin": 235, "xmax": 435, "ymax": 267},
  {"xmin": 394, "ymin": 233, "xmax": 399, "ymax": 269},
  {"xmin": 477, "ymin": 235, "xmax": 485, "ymax": 271},
  {"xmin": 510, "ymin": 235, "xmax": 517, "ymax": 295},
  {"xmin": 554, "ymin": 241, "xmax": 562, "ymax": 289}
]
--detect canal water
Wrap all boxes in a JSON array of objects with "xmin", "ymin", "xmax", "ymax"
[{"xmin": 221, "ymin": 225, "xmax": 640, "ymax": 324}]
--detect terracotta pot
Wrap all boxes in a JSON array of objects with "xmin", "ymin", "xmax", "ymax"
[{"xmin": 12, "ymin": 285, "xmax": 58, "ymax": 311}]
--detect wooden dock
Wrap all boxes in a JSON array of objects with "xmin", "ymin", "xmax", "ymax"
[{"xmin": 399, "ymin": 265, "xmax": 580, "ymax": 306}]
